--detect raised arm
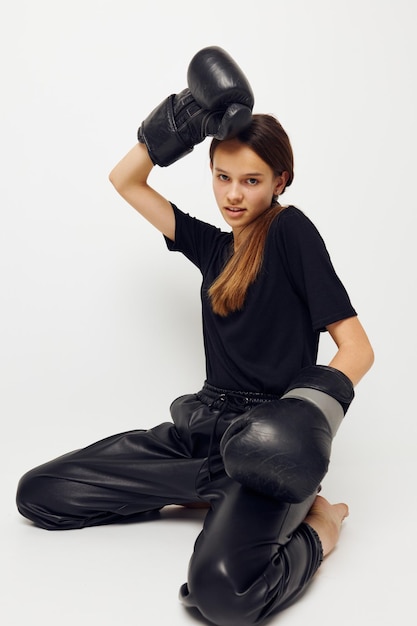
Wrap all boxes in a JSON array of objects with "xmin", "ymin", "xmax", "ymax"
[
  {"xmin": 109, "ymin": 143, "xmax": 175, "ymax": 240},
  {"xmin": 109, "ymin": 46, "xmax": 254, "ymax": 241}
]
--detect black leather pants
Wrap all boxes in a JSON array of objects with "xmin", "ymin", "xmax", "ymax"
[{"xmin": 16, "ymin": 384, "xmax": 323, "ymax": 626}]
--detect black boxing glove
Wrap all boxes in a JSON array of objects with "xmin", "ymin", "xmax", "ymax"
[
  {"xmin": 220, "ymin": 366, "xmax": 354, "ymax": 503},
  {"xmin": 137, "ymin": 46, "xmax": 254, "ymax": 167},
  {"xmin": 187, "ymin": 46, "xmax": 254, "ymax": 137}
]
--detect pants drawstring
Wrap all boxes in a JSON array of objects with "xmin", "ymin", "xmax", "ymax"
[{"xmin": 206, "ymin": 392, "xmax": 249, "ymax": 481}]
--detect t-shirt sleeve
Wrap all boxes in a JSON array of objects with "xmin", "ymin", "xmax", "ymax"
[
  {"xmin": 276, "ymin": 208, "xmax": 357, "ymax": 331},
  {"xmin": 164, "ymin": 203, "xmax": 226, "ymax": 273}
]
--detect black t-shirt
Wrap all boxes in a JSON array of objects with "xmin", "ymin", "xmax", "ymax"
[{"xmin": 165, "ymin": 204, "xmax": 357, "ymax": 395}]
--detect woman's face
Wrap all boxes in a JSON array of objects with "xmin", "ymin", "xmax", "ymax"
[{"xmin": 211, "ymin": 139, "xmax": 287, "ymax": 238}]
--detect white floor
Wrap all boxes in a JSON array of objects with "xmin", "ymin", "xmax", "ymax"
[{"xmin": 2, "ymin": 434, "xmax": 415, "ymax": 626}]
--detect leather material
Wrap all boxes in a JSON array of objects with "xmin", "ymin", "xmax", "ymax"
[
  {"xmin": 16, "ymin": 387, "xmax": 323, "ymax": 624},
  {"xmin": 137, "ymin": 46, "xmax": 254, "ymax": 167},
  {"xmin": 281, "ymin": 387, "xmax": 344, "ymax": 437},
  {"xmin": 187, "ymin": 45, "xmax": 254, "ymax": 112},
  {"xmin": 284, "ymin": 365, "xmax": 354, "ymax": 414},
  {"xmin": 220, "ymin": 366, "xmax": 354, "ymax": 502},
  {"xmin": 180, "ymin": 482, "xmax": 322, "ymax": 626},
  {"xmin": 220, "ymin": 398, "xmax": 333, "ymax": 503},
  {"xmin": 138, "ymin": 89, "xmax": 251, "ymax": 167}
]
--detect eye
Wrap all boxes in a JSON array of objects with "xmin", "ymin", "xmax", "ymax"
[
  {"xmin": 246, "ymin": 178, "xmax": 258, "ymax": 186},
  {"xmin": 218, "ymin": 174, "xmax": 229, "ymax": 182}
]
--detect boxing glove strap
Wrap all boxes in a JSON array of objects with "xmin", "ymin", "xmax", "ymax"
[
  {"xmin": 284, "ymin": 365, "xmax": 354, "ymax": 414},
  {"xmin": 280, "ymin": 388, "xmax": 344, "ymax": 437}
]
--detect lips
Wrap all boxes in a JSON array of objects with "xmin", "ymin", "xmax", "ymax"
[{"xmin": 225, "ymin": 206, "xmax": 245, "ymax": 213}]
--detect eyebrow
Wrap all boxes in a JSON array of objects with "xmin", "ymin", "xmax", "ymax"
[{"xmin": 214, "ymin": 167, "xmax": 265, "ymax": 177}]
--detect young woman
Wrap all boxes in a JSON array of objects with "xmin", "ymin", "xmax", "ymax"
[{"xmin": 16, "ymin": 48, "xmax": 374, "ymax": 625}]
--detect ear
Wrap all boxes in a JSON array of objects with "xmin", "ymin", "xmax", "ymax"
[{"xmin": 274, "ymin": 172, "xmax": 290, "ymax": 195}]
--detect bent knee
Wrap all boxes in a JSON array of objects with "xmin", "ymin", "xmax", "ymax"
[
  {"xmin": 184, "ymin": 560, "xmax": 267, "ymax": 626},
  {"xmin": 16, "ymin": 468, "xmax": 74, "ymax": 530},
  {"xmin": 16, "ymin": 469, "xmax": 48, "ymax": 524}
]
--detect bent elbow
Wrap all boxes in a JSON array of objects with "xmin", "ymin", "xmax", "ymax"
[
  {"xmin": 354, "ymin": 341, "xmax": 375, "ymax": 386},
  {"xmin": 365, "ymin": 342, "xmax": 375, "ymax": 372},
  {"xmin": 108, "ymin": 167, "xmax": 122, "ymax": 192}
]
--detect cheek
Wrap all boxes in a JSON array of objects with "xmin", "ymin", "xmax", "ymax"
[
  {"xmin": 250, "ymin": 188, "xmax": 271, "ymax": 206},
  {"xmin": 212, "ymin": 183, "xmax": 223, "ymax": 206}
]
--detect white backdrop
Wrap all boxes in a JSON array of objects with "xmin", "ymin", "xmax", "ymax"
[{"xmin": 1, "ymin": 1, "xmax": 416, "ymax": 625}]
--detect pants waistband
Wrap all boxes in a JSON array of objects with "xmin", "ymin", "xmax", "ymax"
[{"xmin": 197, "ymin": 381, "xmax": 281, "ymax": 410}]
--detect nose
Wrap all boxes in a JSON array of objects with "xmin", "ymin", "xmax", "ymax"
[{"xmin": 226, "ymin": 182, "xmax": 243, "ymax": 204}]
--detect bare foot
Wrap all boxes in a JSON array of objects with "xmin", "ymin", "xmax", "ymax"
[{"xmin": 304, "ymin": 495, "xmax": 349, "ymax": 557}]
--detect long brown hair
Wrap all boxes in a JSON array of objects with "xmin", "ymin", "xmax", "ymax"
[{"xmin": 208, "ymin": 114, "xmax": 294, "ymax": 317}]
